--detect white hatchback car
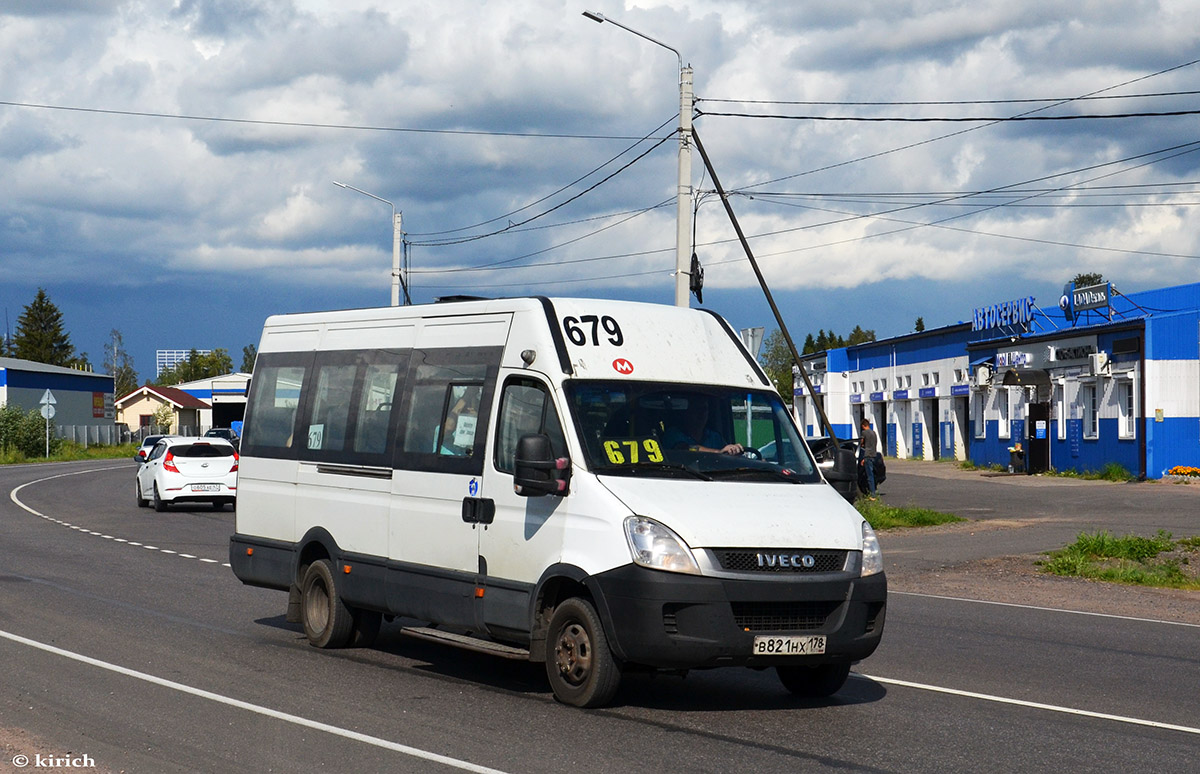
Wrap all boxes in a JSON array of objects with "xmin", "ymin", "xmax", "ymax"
[{"xmin": 135, "ymin": 436, "xmax": 238, "ymax": 511}]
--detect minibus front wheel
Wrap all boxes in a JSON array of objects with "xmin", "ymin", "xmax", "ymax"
[{"xmin": 546, "ymin": 598, "xmax": 622, "ymax": 708}]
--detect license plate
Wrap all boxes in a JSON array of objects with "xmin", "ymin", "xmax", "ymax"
[
  {"xmin": 191, "ymin": 484, "xmax": 221, "ymax": 492},
  {"xmin": 752, "ymin": 635, "xmax": 826, "ymax": 656}
]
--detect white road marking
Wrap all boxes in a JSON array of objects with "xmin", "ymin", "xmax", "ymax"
[
  {"xmin": 893, "ymin": 590, "xmax": 1200, "ymax": 628},
  {"xmin": 855, "ymin": 673, "xmax": 1200, "ymax": 736},
  {"xmin": 0, "ymin": 628, "xmax": 511, "ymax": 774},
  {"xmin": 9, "ymin": 466, "xmax": 227, "ymax": 568}
]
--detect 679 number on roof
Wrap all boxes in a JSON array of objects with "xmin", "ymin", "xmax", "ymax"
[{"xmin": 562, "ymin": 315, "xmax": 624, "ymax": 347}]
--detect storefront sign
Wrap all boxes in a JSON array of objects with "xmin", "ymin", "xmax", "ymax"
[
  {"xmin": 918, "ymin": 387, "xmax": 937, "ymax": 398},
  {"xmin": 951, "ymin": 384, "xmax": 970, "ymax": 396},
  {"xmin": 996, "ymin": 351, "xmax": 1031, "ymax": 368},
  {"xmin": 850, "ymin": 394, "xmax": 862, "ymax": 404},
  {"xmin": 1052, "ymin": 344, "xmax": 1096, "ymax": 362},
  {"xmin": 892, "ymin": 389, "xmax": 909, "ymax": 400},
  {"xmin": 1073, "ymin": 283, "xmax": 1110, "ymax": 313},
  {"xmin": 870, "ymin": 391, "xmax": 884, "ymax": 402},
  {"xmin": 972, "ymin": 296, "xmax": 1035, "ymax": 332}
]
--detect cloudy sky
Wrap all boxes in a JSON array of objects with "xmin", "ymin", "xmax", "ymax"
[{"xmin": 2, "ymin": 0, "xmax": 1199, "ymax": 381}]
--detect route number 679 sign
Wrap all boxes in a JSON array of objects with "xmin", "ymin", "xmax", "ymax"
[{"xmin": 562, "ymin": 315, "xmax": 624, "ymax": 347}]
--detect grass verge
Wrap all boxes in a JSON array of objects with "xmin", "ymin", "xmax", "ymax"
[
  {"xmin": 0, "ymin": 442, "xmax": 137, "ymax": 465},
  {"xmin": 1039, "ymin": 530, "xmax": 1200, "ymax": 590},
  {"xmin": 855, "ymin": 497, "xmax": 965, "ymax": 530}
]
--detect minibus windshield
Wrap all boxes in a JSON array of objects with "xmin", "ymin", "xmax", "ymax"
[{"xmin": 563, "ymin": 381, "xmax": 822, "ymax": 483}]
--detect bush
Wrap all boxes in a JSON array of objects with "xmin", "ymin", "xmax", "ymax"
[{"xmin": 0, "ymin": 403, "xmax": 62, "ymax": 459}]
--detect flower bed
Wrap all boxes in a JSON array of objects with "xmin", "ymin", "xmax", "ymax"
[{"xmin": 1163, "ymin": 465, "xmax": 1200, "ymax": 483}]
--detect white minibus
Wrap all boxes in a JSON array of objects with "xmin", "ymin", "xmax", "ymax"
[{"xmin": 230, "ymin": 297, "xmax": 885, "ymax": 707}]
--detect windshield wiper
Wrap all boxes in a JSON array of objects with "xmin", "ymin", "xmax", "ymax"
[
  {"xmin": 705, "ymin": 466, "xmax": 802, "ymax": 483},
  {"xmin": 601, "ymin": 462, "xmax": 713, "ymax": 481}
]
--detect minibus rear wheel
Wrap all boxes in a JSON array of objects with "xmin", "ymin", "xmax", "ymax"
[
  {"xmin": 546, "ymin": 598, "xmax": 621, "ymax": 708},
  {"xmin": 776, "ymin": 663, "xmax": 850, "ymax": 697},
  {"xmin": 301, "ymin": 559, "xmax": 354, "ymax": 649}
]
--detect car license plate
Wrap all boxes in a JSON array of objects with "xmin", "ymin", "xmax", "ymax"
[
  {"xmin": 752, "ymin": 635, "xmax": 826, "ymax": 656},
  {"xmin": 191, "ymin": 484, "xmax": 220, "ymax": 492}
]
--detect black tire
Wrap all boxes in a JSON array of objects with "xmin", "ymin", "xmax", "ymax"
[
  {"xmin": 212, "ymin": 501, "xmax": 226, "ymax": 510},
  {"xmin": 300, "ymin": 559, "xmax": 354, "ymax": 649},
  {"xmin": 776, "ymin": 663, "xmax": 851, "ymax": 698},
  {"xmin": 152, "ymin": 483, "xmax": 168, "ymax": 512},
  {"xmin": 545, "ymin": 598, "xmax": 621, "ymax": 708},
  {"xmin": 135, "ymin": 479, "xmax": 148, "ymax": 508}
]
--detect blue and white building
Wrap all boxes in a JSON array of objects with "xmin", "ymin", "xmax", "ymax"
[{"xmin": 795, "ymin": 280, "xmax": 1200, "ymax": 479}]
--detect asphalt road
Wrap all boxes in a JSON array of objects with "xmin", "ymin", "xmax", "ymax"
[{"xmin": 0, "ymin": 460, "xmax": 1196, "ymax": 773}]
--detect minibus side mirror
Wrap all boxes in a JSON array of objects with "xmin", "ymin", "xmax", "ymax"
[
  {"xmin": 824, "ymin": 448, "xmax": 858, "ymax": 504},
  {"xmin": 513, "ymin": 433, "xmax": 570, "ymax": 497}
]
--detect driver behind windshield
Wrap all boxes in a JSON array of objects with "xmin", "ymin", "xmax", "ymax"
[{"xmin": 661, "ymin": 397, "xmax": 744, "ymax": 456}]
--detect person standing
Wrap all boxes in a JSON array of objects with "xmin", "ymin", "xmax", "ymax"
[{"xmin": 859, "ymin": 418, "xmax": 879, "ymax": 500}]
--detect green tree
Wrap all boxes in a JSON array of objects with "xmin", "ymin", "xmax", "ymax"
[
  {"xmin": 241, "ymin": 344, "xmax": 257, "ymax": 374},
  {"xmin": 0, "ymin": 404, "xmax": 61, "ymax": 458},
  {"xmin": 1073, "ymin": 272, "xmax": 1105, "ymax": 288},
  {"xmin": 103, "ymin": 329, "xmax": 139, "ymax": 398},
  {"xmin": 155, "ymin": 348, "xmax": 235, "ymax": 385},
  {"xmin": 801, "ymin": 333, "xmax": 816, "ymax": 355},
  {"xmin": 151, "ymin": 403, "xmax": 175, "ymax": 432},
  {"xmin": 847, "ymin": 325, "xmax": 876, "ymax": 345},
  {"xmin": 914, "ymin": 316, "xmax": 925, "ymax": 333},
  {"xmin": 759, "ymin": 329, "xmax": 797, "ymax": 397},
  {"xmin": 12, "ymin": 288, "xmax": 76, "ymax": 366}
]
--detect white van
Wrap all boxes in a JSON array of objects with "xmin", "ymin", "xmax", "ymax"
[{"xmin": 230, "ymin": 297, "xmax": 885, "ymax": 707}]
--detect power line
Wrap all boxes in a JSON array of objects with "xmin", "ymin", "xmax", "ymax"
[
  {"xmin": 406, "ymin": 116, "xmax": 678, "ymax": 238},
  {"xmin": 697, "ymin": 89, "xmax": 1200, "ymax": 107},
  {"xmin": 697, "ymin": 108, "xmax": 1200, "ymax": 122},
  {"xmin": 408, "ymin": 131, "xmax": 676, "ymax": 247},
  {"xmin": 0, "ymin": 99, "xmax": 663, "ymax": 141},
  {"xmin": 731, "ymin": 56, "xmax": 1200, "ymax": 192}
]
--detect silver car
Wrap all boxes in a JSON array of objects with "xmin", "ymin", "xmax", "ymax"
[{"xmin": 135, "ymin": 436, "xmax": 238, "ymax": 511}]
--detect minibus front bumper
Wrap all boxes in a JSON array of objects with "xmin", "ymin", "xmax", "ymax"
[{"xmin": 588, "ymin": 564, "xmax": 886, "ymax": 670}]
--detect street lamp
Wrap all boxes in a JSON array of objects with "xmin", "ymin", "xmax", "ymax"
[
  {"xmin": 583, "ymin": 10, "xmax": 694, "ymax": 308},
  {"xmin": 332, "ymin": 181, "xmax": 410, "ymax": 306}
]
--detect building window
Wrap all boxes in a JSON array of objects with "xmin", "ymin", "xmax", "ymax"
[
  {"xmin": 973, "ymin": 392, "xmax": 986, "ymax": 438},
  {"xmin": 922, "ymin": 373, "xmax": 930, "ymax": 386},
  {"xmin": 933, "ymin": 372, "xmax": 940, "ymax": 385},
  {"xmin": 998, "ymin": 388, "xmax": 1010, "ymax": 439},
  {"xmin": 954, "ymin": 368, "xmax": 965, "ymax": 383},
  {"xmin": 1117, "ymin": 379, "xmax": 1135, "ymax": 439},
  {"xmin": 1081, "ymin": 383, "xmax": 1098, "ymax": 439}
]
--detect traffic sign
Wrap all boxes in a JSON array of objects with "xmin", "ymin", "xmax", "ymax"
[
  {"xmin": 40, "ymin": 389, "xmax": 57, "ymax": 405},
  {"xmin": 40, "ymin": 404, "xmax": 56, "ymax": 420}
]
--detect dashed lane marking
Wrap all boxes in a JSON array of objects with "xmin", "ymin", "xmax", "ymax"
[{"xmin": 9, "ymin": 466, "xmax": 231, "ymax": 568}]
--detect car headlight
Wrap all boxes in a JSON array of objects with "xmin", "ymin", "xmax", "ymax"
[
  {"xmin": 624, "ymin": 516, "xmax": 701, "ymax": 575},
  {"xmin": 861, "ymin": 521, "xmax": 884, "ymax": 577}
]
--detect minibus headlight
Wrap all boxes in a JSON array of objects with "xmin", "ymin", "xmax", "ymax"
[
  {"xmin": 861, "ymin": 521, "xmax": 884, "ymax": 577},
  {"xmin": 624, "ymin": 516, "xmax": 701, "ymax": 575}
]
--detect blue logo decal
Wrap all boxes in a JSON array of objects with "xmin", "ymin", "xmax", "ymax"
[{"xmin": 468, "ymin": 478, "xmax": 479, "ymax": 497}]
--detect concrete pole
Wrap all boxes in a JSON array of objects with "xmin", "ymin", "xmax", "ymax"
[
  {"xmin": 675, "ymin": 65, "xmax": 694, "ymax": 308},
  {"xmin": 392, "ymin": 211, "xmax": 402, "ymax": 307}
]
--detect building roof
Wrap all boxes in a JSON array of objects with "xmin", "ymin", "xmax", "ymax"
[
  {"xmin": 0, "ymin": 355, "xmax": 109, "ymax": 378},
  {"xmin": 115, "ymin": 384, "xmax": 210, "ymax": 410}
]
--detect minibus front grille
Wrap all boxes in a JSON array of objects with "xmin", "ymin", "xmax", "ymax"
[
  {"xmin": 714, "ymin": 549, "xmax": 848, "ymax": 574},
  {"xmin": 731, "ymin": 601, "xmax": 840, "ymax": 632}
]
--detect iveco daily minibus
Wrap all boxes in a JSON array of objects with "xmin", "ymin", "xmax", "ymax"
[{"xmin": 230, "ymin": 297, "xmax": 886, "ymax": 707}]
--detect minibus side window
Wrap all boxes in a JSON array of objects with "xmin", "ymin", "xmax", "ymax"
[
  {"xmin": 353, "ymin": 365, "xmax": 401, "ymax": 454},
  {"xmin": 495, "ymin": 378, "xmax": 566, "ymax": 474},
  {"xmin": 307, "ymin": 364, "xmax": 356, "ymax": 452},
  {"xmin": 393, "ymin": 347, "xmax": 500, "ymax": 474},
  {"xmin": 242, "ymin": 358, "xmax": 310, "ymax": 457}
]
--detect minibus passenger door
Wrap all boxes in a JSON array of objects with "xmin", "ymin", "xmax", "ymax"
[{"xmin": 478, "ymin": 376, "xmax": 569, "ymax": 635}]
